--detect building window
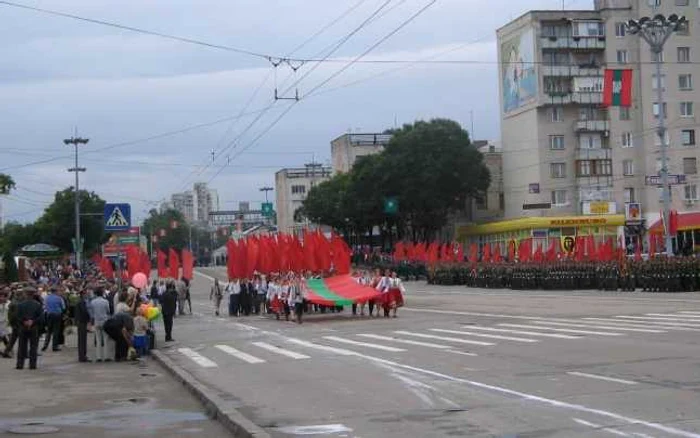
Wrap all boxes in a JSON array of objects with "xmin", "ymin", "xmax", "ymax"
[
  {"xmin": 594, "ymin": 159, "xmax": 613, "ymax": 176},
  {"xmin": 623, "ymin": 159, "xmax": 635, "ymax": 176},
  {"xmin": 572, "ymin": 21, "xmax": 604, "ymax": 37},
  {"xmin": 680, "ymin": 102, "xmax": 694, "ymax": 117},
  {"xmin": 615, "ymin": 22, "xmax": 626, "ymax": 37},
  {"xmin": 624, "ymin": 187, "xmax": 635, "ymax": 203},
  {"xmin": 616, "ymin": 50, "xmax": 628, "ymax": 64},
  {"xmin": 551, "ymin": 106, "xmax": 564, "ymax": 122},
  {"xmin": 685, "ymin": 184, "xmax": 698, "ymax": 201},
  {"xmin": 551, "ymin": 190, "xmax": 568, "ymax": 206},
  {"xmin": 675, "ymin": 0, "xmax": 689, "ymax": 5},
  {"xmin": 657, "ymin": 187, "xmax": 673, "ymax": 201},
  {"xmin": 681, "ymin": 129, "xmax": 696, "ymax": 146},
  {"xmin": 291, "ymin": 185, "xmax": 306, "ymax": 195},
  {"xmin": 652, "ymin": 74, "xmax": 666, "ymax": 90},
  {"xmin": 653, "ymin": 102, "xmax": 667, "ymax": 119},
  {"xmin": 683, "ymin": 157, "xmax": 697, "ymax": 174},
  {"xmin": 648, "ymin": 0, "xmax": 660, "ymax": 6},
  {"xmin": 654, "ymin": 130, "xmax": 670, "ymax": 147},
  {"xmin": 621, "ymin": 132, "xmax": 633, "ymax": 147},
  {"xmin": 550, "ymin": 162, "xmax": 566, "ymax": 178},
  {"xmin": 577, "ymin": 160, "xmax": 592, "ymax": 176},
  {"xmin": 550, "ymin": 135, "xmax": 565, "ymax": 150},
  {"xmin": 679, "ymin": 74, "xmax": 693, "ymax": 90},
  {"xmin": 619, "ymin": 107, "xmax": 631, "ymax": 120},
  {"xmin": 678, "ymin": 47, "xmax": 691, "ymax": 63}
]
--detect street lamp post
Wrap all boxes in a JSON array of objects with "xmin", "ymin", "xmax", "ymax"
[
  {"xmin": 64, "ymin": 135, "xmax": 89, "ymax": 267},
  {"xmin": 626, "ymin": 14, "xmax": 687, "ymax": 256}
]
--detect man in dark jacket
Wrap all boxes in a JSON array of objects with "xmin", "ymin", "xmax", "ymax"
[
  {"xmin": 75, "ymin": 288, "xmax": 91, "ymax": 362},
  {"xmin": 161, "ymin": 282, "xmax": 177, "ymax": 342},
  {"xmin": 16, "ymin": 288, "xmax": 43, "ymax": 370}
]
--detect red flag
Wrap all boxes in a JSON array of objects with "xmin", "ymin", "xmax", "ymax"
[
  {"xmin": 316, "ymin": 231, "xmax": 332, "ymax": 273},
  {"xmin": 331, "ymin": 234, "xmax": 351, "ymax": 275},
  {"xmin": 169, "ymin": 248, "xmax": 180, "ymax": 279},
  {"xmin": 426, "ymin": 242, "xmax": 439, "ymax": 265},
  {"xmin": 492, "ymin": 244, "xmax": 502, "ymax": 263},
  {"xmin": 278, "ymin": 235, "xmax": 290, "ymax": 273},
  {"xmin": 126, "ymin": 246, "xmax": 140, "ymax": 278},
  {"xmin": 669, "ymin": 210, "xmax": 679, "ymax": 235},
  {"xmin": 574, "ymin": 236, "xmax": 585, "ymax": 262},
  {"xmin": 100, "ymin": 257, "xmax": 114, "ymax": 278},
  {"xmin": 393, "ymin": 242, "xmax": 406, "ymax": 262},
  {"xmin": 468, "ymin": 243, "xmax": 478, "ymax": 263},
  {"xmin": 634, "ymin": 237, "xmax": 642, "ymax": 262},
  {"xmin": 507, "ymin": 241, "xmax": 515, "ymax": 262},
  {"xmin": 181, "ymin": 249, "xmax": 194, "ymax": 280},
  {"xmin": 91, "ymin": 253, "xmax": 102, "ymax": 265},
  {"xmin": 301, "ymin": 230, "xmax": 317, "ymax": 273},
  {"xmin": 456, "ymin": 243, "xmax": 464, "ymax": 263},
  {"xmin": 546, "ymin": 239, "xmax": 557, "ymax": 262},
  {"xmin": 157, "ymin": 250, "xmax": 168, "ymax": 278},
  {"xmin": 140, "ymin": 252, "xmax": 151, "ymax": 277},
  {"xmin": 290, "ymin": 235, "xmax": 305, "ymax": 273},
  {"xmin": 603, "ymin": 69, "xmax": 633, "ymax": 107},
  {"xmin": 649, "ymin": 235, "xmax": 656, "ymax": 259},
  {"xmin": 482, "ymin": 243, "xmax": 491, "ymax": 263},
  {"xmin": 246, "ymin": 237, "xmax": 259, "ymax": 277},
  {"xmin": 533, "ymin": 243, "xmax": 544, "ymax": 263},
  {"xmin": 518, "ymin": 238, "xmax": 532, "ymax": 263}
]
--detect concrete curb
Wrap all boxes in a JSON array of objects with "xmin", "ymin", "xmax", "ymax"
[{"xmin": 152, "ymin": 350, "xmax": 272, "ymax": 438}]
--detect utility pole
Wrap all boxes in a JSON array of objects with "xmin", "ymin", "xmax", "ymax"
[
  {"xmin": 626, "ymin": 14, "xmax": 687, "ymax": 256},
  {"xmin": 64, "ymin": 134, "xmax": 89, "ymax": 267}
]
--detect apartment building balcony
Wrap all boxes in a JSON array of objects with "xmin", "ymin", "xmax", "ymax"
[
  {"xmin": 576, "ymin": 147, "xmax": 611, "ymax": 160},
  {"xmin": 543, "ymin": 90, "xmax": 603, "ymax": 105},
  {"xmin": 540, "ymin": 36, "xmax": 605, "ymax": 50},
  {"xmin": 542, "ymin": 65, "xmax": 602, "ymax": 77},
  {"xmin": 574, "ymin": 120, "xmax": 609, "ymax": 133}
]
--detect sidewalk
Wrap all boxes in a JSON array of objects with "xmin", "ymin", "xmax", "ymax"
[{"xmin": 0, "ymin": 331, "xmax": 230, "ymax": 438}]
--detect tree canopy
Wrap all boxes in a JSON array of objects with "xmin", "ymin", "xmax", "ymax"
[
  {"xmin": 302, "ymin": 118, "xmax": 490, "ymax": 241},
  {"xmin": 0, "ymin": 173, "xmax": 15, "ymax": 195},
  {"xmin": 141, "ymin": 208, "xmax": 189, "ymax": 251}
]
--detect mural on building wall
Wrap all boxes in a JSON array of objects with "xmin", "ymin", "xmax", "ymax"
[{"xmin": 501, "ymin": 28, "xmax": 537, "ymax": 113}]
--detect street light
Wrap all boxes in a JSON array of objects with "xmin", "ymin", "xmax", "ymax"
[
  {"xmin": 625, "ymin": 13, "xmax": 687, "ymax": 256},
  {"xmin": 259, "ymin": 186, "xmax": 273, "ymax": 203},
  {"xmin": 64, "ymin": 135, "xmax": 89, "ymax": 267}
]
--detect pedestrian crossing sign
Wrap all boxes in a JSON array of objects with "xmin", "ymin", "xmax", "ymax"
[{"xmin": 104, "ymin": 203, "xmax": 131, "ymax": 231}]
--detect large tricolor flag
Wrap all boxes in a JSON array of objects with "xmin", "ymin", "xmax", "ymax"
[{"xmin": 603, "ymin": 69, "xmax": 633, "ymax": 107}]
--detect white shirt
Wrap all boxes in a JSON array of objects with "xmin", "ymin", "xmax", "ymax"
[
  {"xmin": 376, "ymin": 276, "xmax": 391, "ymax": 293},
  {"xmin": 226, "ymin": 281, "xmax": 240, "ymax": 296}
]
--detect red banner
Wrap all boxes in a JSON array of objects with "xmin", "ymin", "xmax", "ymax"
[
  {"xmin": 169, "ymin": 248, "xmax": 180, "ymax": 279},
  {"xmin": 181, "ymin": 249, "xmax": 193, "ymax": 281}
]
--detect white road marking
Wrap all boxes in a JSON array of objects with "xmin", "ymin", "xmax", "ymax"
[
  {"xmin": 573, "ymin": 419, "xmax": 632, "ymax": 437},
  {"xmin": 356, "ymin": 334, "xmax": 452, "ymax": 349},
  {"xmin": 567, "ymin": 371, "xmax": 638, "ymax": 385},
  {"xmin": 530, "ymin": 321, "xmax": 666, "ymax": 333},
  {"xmin": 446, "ymin": 349, "xmax": 478, "ymax": 357},
  {"xmin": 461, "ymin": 325, "xmax": 581, "ymax": 339},
  {"xmin": 393, "ymin": 330, "xmax": 495, "ymax": 346},
  {"xmin": 615, "ymin": 316, "xmax": 700, "ymax": 326},
  {"xmin": 215, "ymin": 345, "xmax": 266, "ymax": 364},
  {"xmin": 430, "ymin": 328, "xmax": 538, "ymax": 343},
  {"xmin": 645, "ymin": 313, "xmax": 700, "ymax": 319},
  {"xmin": 278, "ymin": 336, "xmax": 700, "ymax": 438},
  {"xmin": 286, "ymin": 338, "xmax": 357, "ymax": 356},
  {"xmin": 251, "ymin": 342, "xmax": 310, "ymax": 359},
  {"xmin": 679, "ymin": 311, "xmax": 700, "ymax": 315},
  {"xmin": 499, "ymin": 324, "xmax": 625, "ymax": 336},
  {"xmin": 402, "ymin": 308, "xmax": 540, "ymax": 319},
  {"xmin": 276, "ymin": 424, "xmax": 352, "ymax": 435},
  {"xmin": 178, "ymin": 348, "xmax": 218, "ymax": 368},
  {"xmin": 581, "ymin": 318, "xmax": 700, "ymax": 331},
  {"xmin": 322, "ymin": 336, "xmax": 406, "ymax": 352}
]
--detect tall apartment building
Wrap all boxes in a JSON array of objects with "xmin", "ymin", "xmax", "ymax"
[
  {"xmin": 171, "ymin": 182, "xmax": 219, "ymax": 224},
  {"xmin": 275, "ymin": 164, "xmax": 332, "ymax": 234},
  {"xmin": 497, "ymin": 0, "xmax": 699, "ymax": 228},
  {"xmin": 331, "ymin": 133, "xmax": 392, "ymax": 173},
  {"xmin": 171, "ymin": 191, "xmax": 195, "ymax": 222}
]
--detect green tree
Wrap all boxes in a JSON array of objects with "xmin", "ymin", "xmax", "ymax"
[
  {"xmin": 0, "ymin": 222, "xmax": 42, "ymax": 253},
  {"xmin": 382, "ymin": 119, "xmax": 490, "ymax": 239},
  {"xmin": 302, "ymin": 173, "xmax": 352, "ymax": 231},
  {"xmin": 0, "ymin": 173, "xmax": 15, "ymax": 195},
  {"xmin": 141, "ymin": 208, "xmax": 189, "ymax": 251},
  {"xmin": 34, "ymin": 187, "xmax": 107, "ymax": 254}
]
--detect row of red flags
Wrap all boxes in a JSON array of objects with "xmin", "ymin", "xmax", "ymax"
[
  {"xmin": 226, "ymin": 230, "xmax": 352, "ymax": 279},
  {"xmin": 393, "ymin": 236, "xmax": 639, "ymax": 265},
  {"xmin": 93, "ymin": 246, "xmax": 194, "ymax": 281}
]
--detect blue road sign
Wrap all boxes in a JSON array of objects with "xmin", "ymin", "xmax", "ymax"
[{"xmin": 104, "ymin": 203, "xmax": 131, "ymax": 231}]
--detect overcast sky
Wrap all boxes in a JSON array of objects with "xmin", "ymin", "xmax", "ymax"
[{"xmin": 0, "ymin": 0, "xmax": 592, "ymax": 225}]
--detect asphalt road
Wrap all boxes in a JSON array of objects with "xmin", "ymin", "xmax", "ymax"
[{"xmin": 157, "ymin": 267, "xmax": 700, "ymax": 438}]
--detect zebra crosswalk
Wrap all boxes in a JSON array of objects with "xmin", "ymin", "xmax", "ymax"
[{"xmin": 174, "ymin": 310, "xmax": 700, "ymax": 369}]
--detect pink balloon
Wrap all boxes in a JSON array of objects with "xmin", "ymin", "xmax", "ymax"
[{"xmin": 132, "ymin": 272, "xmax": 148, "ymax": 289}]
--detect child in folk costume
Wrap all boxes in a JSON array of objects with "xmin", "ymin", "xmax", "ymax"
[
  {"xmin": 386, "ymin": 271, "xmax": 405, "ymax": 318},
  {"xmin": 267, "ymin": 277, "xmax": 283, "ymax": 320},
  {"xmin": 369, "ymin": 269, "xmax": 383, "ymax": 317},
  {"xmin": 289, "ymin": 278, "xmax": 305, "ymax": 324},
  {"xmin": 375, "ymin": 269, "xmax": 393, "ymax": 317},
  {"xmin": 279, "ymin": 279, "xmax": 291, "ymax": 321}
]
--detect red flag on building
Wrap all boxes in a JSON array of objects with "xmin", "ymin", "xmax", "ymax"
[
  {"xmin": 157, "ymin": 250, "xmax": 168, "ymax": 278},
  {"xmin": 181, "ymin": 249, "xmax": 193, "ymax": 280},
  {"xmin": 603, "ymin": 69, "xmax": 633, "ymax": 107},
  {"xmin": 168, "ymin": 248, "xmax": 180, "ymax": 279}
]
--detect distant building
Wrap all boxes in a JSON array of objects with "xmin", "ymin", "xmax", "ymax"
[
  {"xmin": 467, "ymin": 140, "xmax": 505, "ymax": 223},
  {"xmin": 331, "ymin": 133, "xmax": 392, "ymax": 173},
  {"xmin": 275, "ymin": 164, "xmax": 332, "ymax": 234},
  {"xmin": 170, "ymin": 182, "xmax": 218, "ymax": 224}
]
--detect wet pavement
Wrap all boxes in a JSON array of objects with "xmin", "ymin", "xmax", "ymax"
[{"xmin": 0, "ymin": 333, "xmax": 230, "ymax": 438}]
